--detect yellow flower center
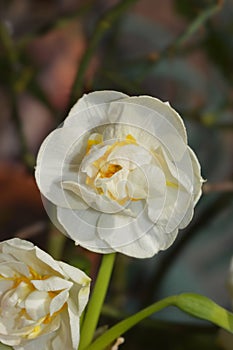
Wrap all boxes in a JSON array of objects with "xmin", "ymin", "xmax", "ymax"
[
  {"xmin": 84, "ymin": 134, "xmax": 139, "ymax": 203},
  {"xmin": 0, "ymin": 266, "xmax": 51, "ymax": 290},
  {"xmin": 0, "ymin": 266, "xmax": 67, "ymax": 339},
  {"xmin": 86, "ymin": 133, "xmax": 136, "ymax": 184},
  {"xmin": 99, "ymin": 163, "xmax": 122, "ymax": 178}
]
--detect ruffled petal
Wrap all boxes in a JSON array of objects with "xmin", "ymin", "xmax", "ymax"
[
  {"xmin": 188, "ymin": 146, "xmax": 204, "ymax": 205},
  {"xmin": 24, "ymin": 291, "xmax": 50, "ymax": 320},
  {"xmin": 107, "ymin": 98, "xmax": 188, "ymax": 161},
  {"xmin": 31, "ymin": 277, "xmax": 73, "ymax": 292},
  {"xmin": 158, "ymin": 186, "xmax": 192, "ymax": 233},
  {"xmin": 112, "ymin": 226, "xmax": 178, "ymax": 258},
  {"xmin": 107, "ymin": 144, "xmax": 152, "ymax": 170},
  {"xmin": 58, "ymin": 261, "xmax": 91, "ymax": 286},
  {"xmin": 64, "ymin": 90, "xmax": 128, "ymax": 128},
  {"xmin": 35, "ymin": 127, "xmax": 91, "ymax": 209},
  {"xmin": 67, "ymin": 299, "xmax": 80, "ymax": 349},
  {"xmin": 49, "ymin": 290, "xmax": 69, "ymax": 315},
  {"xmin": 179, "ymin": 201, "xmax": 194, "ymax": 229},
  {"xmin": 97, "ymin": 204, "xmax": 154, "ymax": 253},
  {"xmin": 122, "ymin": 96, "xmax": 187, "ymax": 142},
  {"xmin": 57, "ymin": 207, "xmax": 114, "ymax": 253},
  {"xmin": 2, "ymin": 238, "xmax": 65, "ymax": 277}
]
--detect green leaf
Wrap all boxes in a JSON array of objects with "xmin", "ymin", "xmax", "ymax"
[
  {"xmin": 84, "ymin": 296, "xmax": 177, "ymax": 350},
  {"xmin": 0, "ymin": 343, "xmax": 12, "ymax": 350},
  {"xmin": 84, "ymin": 294, "xmax": 233, "ymax": 350},
  {"xmin": 176, "ymin": 293, "xmax": 233, "ymax": 332}
]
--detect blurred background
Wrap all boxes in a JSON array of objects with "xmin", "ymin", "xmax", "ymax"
[{"xmin": 0, "ymin": 0, "xmax": 233, "ymax": 349}]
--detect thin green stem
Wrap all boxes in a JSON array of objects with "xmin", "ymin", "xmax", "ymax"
[
  {"xmin": 133, "ymin": 0, "xmax": 223, "ymax": 83},
  {"xmin": 67, "ymin": 0, "xmax": 138, "ymax": 110},
  {"xmin": 47, "ymin": 225, "xmax": 67, "ymax": 260},
  {"xmin": 0, "ymin": 22, "xmax": 35, "ymax": 171},
  {"xmin": 169, "ymin": 0, "xmax": 223, "ymax": 49},
  {"xmin": 79, "ymin": 253, "xmax": 116, "ymax": 350},
  {"xmin": 17, "ymin": 1, "xmax": 95, "ymax": 48}
]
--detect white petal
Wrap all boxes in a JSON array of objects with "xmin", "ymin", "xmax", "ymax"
[
  {"xmin": 121, "ymin": 96, "xmax": 187, "ymax": 142},
  {"xmin": 179, "ymin": 201, "xmax": 194, "ymax": 229},
  {"xmin": 153, "ymin": 227, "xmax": 179, "ymax": 251},
  {"xmin": 24, "ymin": 291, "xmax": 50, "ymax": 320},
  {"xmin": 31, "ymin": 277, "xmax": 73, "ymax": 292},
  {"xmin": 14, "ymin": 329, "xmax": 57, "ymax": 350},
  {"xmin": 64, "ymin": 90, "xmax": 128, "ymax": 128},
  {"xmin": 57, "ymin": 207, "xmax": 114, "ymax": 253},
  {"xmin": 160, "ymin": 146, "xmax": 194, "ymax": 192},
  {"xmin": 41, "ymin": 197, "xmax": 71, "ymax": 236},
  {"xmin": 50, "ymin": 290, "xmax": 69, "ymax": 315},
  {"xmin": 0, "ymin": 280, "xmax": 14, "ymax": 296},
  {"xmin": 158, "ymin": 186, "xmax": 192, "ymax": 233},
  {"xmin": 33, "ymin": 247, "xmax": 65, "ymax": 276},
  {"xmin": 0, "ymin": 264, "xmax": 17, "ymax": 278},
  {"xmin": 188, "ymin": 146, "xmax": 203, "ymax": 205},
  {"xmin": 57, "ymin": 263, "xmax": 90, "ymax": 316},
  {"xmin": 113, "ymin": 226, "xmax": 178, "ymax": 258},
  {"xmin": 0, "ymin": 261, "xmax": 29, "ymax": 278},
  {"xmin": 58, "ymin": 261, "xmax": 91, "ymax": 286},
  {"xmin": 111, "ymin": 228, "xmax": 157, "ymax": 258},
  {"xmin": 107, "ymin": 144, "xmax": 152, "ymax": 170},
  {"xmin": 61, "ymin": 182, "xmax": 89, "ymax": 209},
  {"xmin": 0, "ymin": 334, "xmax": 22, "ymax": 346},
  {"xmin": 64, "ymin": 181, "xmax": 126, "ymax": 214},
  {"xmin": 35, "ymin": 127, "xmax": 90, "ymax": 209},
  {"xmin": 95, "ymin": 168, "xmax": 130, "ymax": 201},
  {"xmin": 107, "ymin": 99, "xmax": 188, "ymax": 160},
  {"xmin": 47, "ymin": 309, "xmax": 74, "ymax": 350},
  {"xmin": 103, "ymin": 124, "xmax": 161, "ymax": 151},
  {"xmin": 127, "ymin": 165, "xmax": 166, "ymax": 220},
  {"xmin": 126, "ymin": 168, "xmax": 147, "ymax": 199},
  {"xmin": 97, "ymin": 206, "xmax": 153, "ymax": 251},
  {"xmin": 1, "ymin": 288, "xmax": 18, "ymax": 310},
  {"xmin": 1, "ymin": 238, "xmax": 34, "ymax": 251},
  {"xmin": 67, "ymin": 299, "xmax": 80, "ymax": 349},
  {"xmin": 145, "ymin": 164, "xmax": 167, "ymax": 222},
  {"xmin": 81, "ymin": 144, "xmax": 109, "ymax": 177},
  {"xmin": 2, "ymin": 239, "xmax": 65, "ymax": 277}
]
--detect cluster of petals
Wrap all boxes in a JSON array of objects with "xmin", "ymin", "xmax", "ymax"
[
  {"xmin": 35, "ymin": 90, "xmax": 204, "ymax": 258},
  {"xmin": 0, "ymin": 238, "xmax": 90, "ymax": 350}
]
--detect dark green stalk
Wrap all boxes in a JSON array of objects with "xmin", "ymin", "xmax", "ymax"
[{"xmin": 67, "ymin": 0, "xmax": 138, "ymax": 110}]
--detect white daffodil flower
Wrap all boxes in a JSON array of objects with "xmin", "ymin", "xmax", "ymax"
[
  {"xmin": 0, "ymin": 238, "xmax": 90, "ymax": 350},
  {"xmin": 35, "ymin": 91, "xmax": 204, "ymax": 258}
]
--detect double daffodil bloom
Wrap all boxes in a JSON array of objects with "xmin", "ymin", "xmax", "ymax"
[
  {"xmin": 0, "ymin": 238, "xmax": 90, "ymax": 349},
  {"xmin": 35, "ymin": 91, "xmax": 204, "ymax": 258}
]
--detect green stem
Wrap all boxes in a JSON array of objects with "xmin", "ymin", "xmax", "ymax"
[
  {"xmin": 134, "ymin": 0, "xmax": 223, "ymax": 83},
  {"xmin": 0, "ymin": 22, "xmax": 35, "ymax": 172},
  {"xmin": 85, "ymin": 296, "xmax": 177, "ymax": 350},
  {"xmin": 67, "ymin": 0, "xmax": 138, "ymax": 109},
  {"xmin": 79, "ymin": 253, "xmax": 116, "ymax": 350}
]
